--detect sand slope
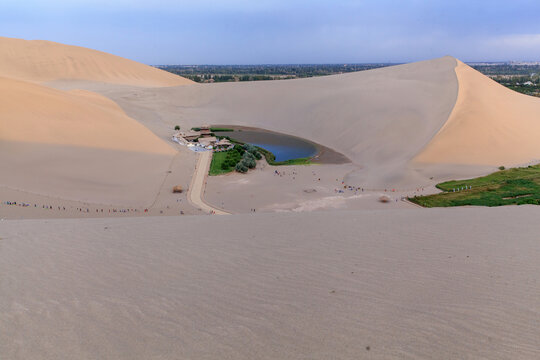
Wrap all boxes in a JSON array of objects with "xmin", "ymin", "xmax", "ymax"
[
  {"xmin": 0, "ymin": 37, "xmax": 188, "ymax": 207},
  {"xmin": 0, "ymin": 36, "xmax": 192, "ymax": 87},
  {"xmin": 0, "ymin": 76, "xmax": 175, "ymax": 154},
  {"xmin": 1, "ymin": 207, "xmax": 539, "ymax": 359},
  {"xmin": 0, "ymin": 75, "xmax": 180, "ymax": 206},
  {"xmin": 415, "ymin": 61, "xmax": 540, "ymax": 166}
]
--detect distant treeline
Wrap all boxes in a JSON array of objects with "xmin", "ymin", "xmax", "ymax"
[
  {"xmin": 470, "ymin": 65, "xmax": 540, "ymax": 98},
  {"xmin": 470, "ymin": 64, "xmax": 540, "ymax": 76},
  {"xmin": 156, "ymin": 64, "xmax": 395, "ymax": 83},
  {"xmin": 156, "ymin": 63, "xmax": 540, "ymax": 97}
]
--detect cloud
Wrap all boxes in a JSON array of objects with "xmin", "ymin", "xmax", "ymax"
[
  {"xmin": 1, "ymin": 0, "xmax": 287, "ymax": 11},
  {"xmin": 473, "ymin": 34, "xmax": 540, "ymax": 60},
  {"xmin": 490, "ymin": 34, "xmax": 540, "ymax": 48},
  {"xmin": 3, "ymin": 0, "xmax": 540, "ymax": 63}
]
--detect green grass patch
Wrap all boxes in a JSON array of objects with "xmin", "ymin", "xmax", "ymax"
[
  {"xmin": 410, "ymin": 164, "xmax": 540, "ymax": 207},
  {"xmin": 209, "ymin": 151, "xmax": 234, "ymax": 176},
  {"xmin": 192, "ymin": 127, "xmax": 234, "ymax": 132},
  {"xmin": 209, "ymin": 145, "xmax": 247, "ymax": 175}
]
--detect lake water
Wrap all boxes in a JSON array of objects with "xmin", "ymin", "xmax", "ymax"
[{"xmin": 216, "ymin": 129, "xmax": 318, "ymax": 162}]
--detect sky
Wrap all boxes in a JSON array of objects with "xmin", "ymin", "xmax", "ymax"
[{"xmin": 1, "ymin": 0, "xmax": 540, "ymax": 64}]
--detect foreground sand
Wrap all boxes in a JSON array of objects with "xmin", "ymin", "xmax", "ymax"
[{"xmin": 1, "ymin": 207, "xmax": 539, "ymax": 359}]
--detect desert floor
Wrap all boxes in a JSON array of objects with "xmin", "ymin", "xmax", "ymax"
[{"xmin": 2, "ymin": 207, "xmax": 539, "ymax": 360}]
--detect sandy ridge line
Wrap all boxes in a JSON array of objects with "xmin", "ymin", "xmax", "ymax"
[
  {"xmin": 187, "ymin": 151, "xmax": 230, "ymax": 215},
  {"xmin": 414, "ymin": 58, "xmax": 461, "ymax": 151},
  {"xmin": 0, "ymin": 36, "xmax": 193, "ymax": 87}
]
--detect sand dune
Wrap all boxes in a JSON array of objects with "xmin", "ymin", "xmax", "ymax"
[
  {"xmin": 415, "ymin": 61, "xmax": 540, "ymax": 166},
  {"xmin": 0, "ymin": 76, "xmax": 175, "ymax": 154},
  {"xmin": 2, "ymin": 207, "xmax": 539, "ymax": 359},
  {"xmin": 0, "ymin": 37, "xmax": 187, "ymax": 206},
  {"xmin": 102, "ymin": 56, "xmax": 460, "ymax": 188},
  {"xmin": 100, "ymin": 56, "xmax": 540, "ymax": 190},
  {"xmin": 2, "ymin": 37, "xmax": 540, "ymax": 209},
  {"xmin": 0, "ymin": 36, "xmax": 192, "ymax": 87}
]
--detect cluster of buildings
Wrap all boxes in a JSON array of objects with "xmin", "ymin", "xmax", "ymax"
[{"xmin": 173, "ymin": 125, "xmax": 233, "ymax": 151}]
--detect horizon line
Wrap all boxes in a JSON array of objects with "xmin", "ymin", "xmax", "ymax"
[{"xmin": 153, "ymin": 60, "xmax": 540, "ymax": 67}]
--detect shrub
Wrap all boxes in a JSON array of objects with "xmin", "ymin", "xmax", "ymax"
[
  {"xmin": 243, "ymin": 144, "xmax": 260, "ymax": 155},
  {"xmin": 243, "ymin": 158, "xmax": 256, "ymax": 169},
  {"xmin": 241, "ymin": 144, "xmax": 262, "ymax": 160},
  {"xmin": 499, "ymin": 166, "xmax": 505, "ymax": 171},
  {"xmin": 242, "ymin": 151, "xmax": 255, "ymax": 161},
  {"xmin": 174, "ymin": 125, "xmax": 180, "ymax": 131},
  {"xmin": 235, "ymin": 162, "xmax": 248, "ymax": 173}
]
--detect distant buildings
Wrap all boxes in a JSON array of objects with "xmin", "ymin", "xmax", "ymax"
[
  {"xmin": 199, "ymin": 125, "xmax": 211, "ymax": 137},
  {"xmin": 198, "ymin": 137, "xmax": 218, "ymax": 147},
  {"xmin": 215, "ymin": 138, "xmax": 232, "ymax": 150},
  {"xmin": 179, "ymin": 130, "xmax": 202, "ymax": 142},
  {"xmin": 174, "ymin": 126, "xmax": 233, "ymax": 151}
]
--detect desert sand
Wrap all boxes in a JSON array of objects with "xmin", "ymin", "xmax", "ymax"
[
  {"xmin": 0, "ymin": 146, "xmax": 200, "ymax": 218},
  {"xmin": 2, "ymin": 207, "xmax": 540, "ymax": 359},
  {"xmin": 205, "ymin": 159, "xmax": 421, "ymax": 213},
  {"xmin": 4, "ymin": 48, "xmax": 540, "ymax": 212},
  {"xmin": 0, "ymin": 36, "xmax": 192, "ymax": 87},
  {"xmin": 2, "ymin": 37, "xmax": 540, "ymax": 360}
]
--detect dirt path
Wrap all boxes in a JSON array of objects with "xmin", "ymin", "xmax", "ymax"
[{"xmin": 188, "ymin": 151, "xmax": 230, "ymax": 215}]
